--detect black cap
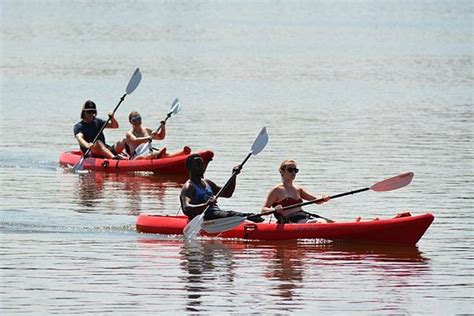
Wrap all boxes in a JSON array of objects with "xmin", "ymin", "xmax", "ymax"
[{"xmin": 83, "ymin": 100, "xmax": 96, "ymax": 110}]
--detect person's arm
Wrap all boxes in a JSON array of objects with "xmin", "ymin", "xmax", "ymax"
[
  {"xmin": 126, "ymin": 130, "xmax": 149, "ymax": 145},
  {"xmin": 150, "ymin": 122, "xmax": 166, "ymax": 141},
  {"xmin": 180, "ymin": 182, "xmax": 213, "ymax": 217},
  {"xmin": 106, "ymin": 112, "xmax": 119, "ymax": 129},
  {"xmin": 300, "ymin": 187, "xmax": 330, "ymax": 204},
  {"xmin": 261, "ymin": 187, "xmax": 281, "ymax": 213},
  {"xmin": 75, "ymin": 132, "xmax": 91, "ymax": 149},
  {"xmin": 217, "ymin": 165, "xmax": 241, "ymax": 198}
]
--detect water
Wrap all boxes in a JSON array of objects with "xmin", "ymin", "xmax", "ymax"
[{"xmin": 1, "ymin": 0, "xmax": 473, "ymax": 314}]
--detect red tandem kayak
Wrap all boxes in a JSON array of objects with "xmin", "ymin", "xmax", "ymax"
[
  {"xmin": 59, "ymin": 147, "xmax": 214, "ymax": 173},
  {"xmin": 136, "ymin": 212, "xmax": 434, "ymax": 245}
]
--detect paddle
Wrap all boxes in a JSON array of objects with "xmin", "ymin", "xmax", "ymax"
[
  {"xmin": 134, "ymin": 98, "xmax": 181, "ymax": 157},
  {"xmin": 183, "ymin": 127, "xmax": 269, "ymax": 239},
  {"xmin": 73, "ymin": 68, "xmax": 142, "ymax": 173},
  {"xmin": 201, "ymin": 172, "xmax": 414, "ymax": 233}
]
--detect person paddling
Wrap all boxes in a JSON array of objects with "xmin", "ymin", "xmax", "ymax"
[
  {"xmin": 180, "ymin": 154, "xmax": 264, "ymax": 222},
  {"xmin": 73, "ymin": 100, "xmax": 125, "ymax": 159},
  {"xmin": 261, "ymin": 159, "xmax": 330, "ymax": 223},
  {"xmin": 124, "ymin": 111, "xmax": 168, "ymax": 160}
]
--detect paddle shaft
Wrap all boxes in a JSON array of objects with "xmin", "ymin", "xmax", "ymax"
[
  {"xmin": 144, "ymin": 112, "xmax": 173, "ymax": 151},
  {"xmin": 81, "ymin": 93, "xmax": 126, "ymax": 159},
  {"xmin": 216, "ymin": 152, "xmax": 251, "ymax": 198},
  {"xmin": 201, "ymin": 152, "xmax": 252, "ymax": 215},
  {"xmin": 260, "ymin": 187, "xmax": 369, "ymax": 217}
]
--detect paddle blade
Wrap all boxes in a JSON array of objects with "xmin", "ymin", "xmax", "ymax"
[
  {"xmin": 72, "ymin": 156, "xmax": 85, "ymax": 173},
  {"xmin": 250, "ymin": 127, "xmax": 268, "ymax": 156},
  {"xmin": 371, "ymin": 172, "xmax": 414, "ymax": 192},
  {"xmin": 134, "ymin": 142, "xmax": 152, "ymax": 157},
  {"xmin": 183, "ymin": 214, "xmax": 204, "ymax": 239},
  {"xmin": 169, "ymin": 98, "xmax": 181, "ymax": 115},
  {"xmin": 125, "ymin": 67, "xmax": 142, "ymax": 95},
  {"xmin": 201, "ymin": 216, "xmax": 246, "ymax": 234}
]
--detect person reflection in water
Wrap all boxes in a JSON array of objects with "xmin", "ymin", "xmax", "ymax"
[
  {"xmin": 180, "ymin": 241, "xmax": 236, "ymax": 313},
  {"xmin": 261, "ymin": 159, "xmax": 330, "ymax": 223}
]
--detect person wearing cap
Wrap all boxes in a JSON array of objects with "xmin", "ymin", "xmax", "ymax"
[
  {"xmin": 124, "ymin": 111, "xmax": 168, "ymax": 160},
  {"xmin": 180, "ymin": 154, "xmax": 264, "ymax": 222},
  {"xmin": 73, "ymin": 100, "xmax": 125, "ymax": 159}
]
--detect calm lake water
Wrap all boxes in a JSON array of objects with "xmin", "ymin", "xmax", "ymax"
[{"xmin": 1, "ymin": 1, "xmax": 473, "ymax": 314}]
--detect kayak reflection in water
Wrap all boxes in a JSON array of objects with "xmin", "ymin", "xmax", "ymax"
[
  {"xmin": 180, "ymin": 154, "xmax": 264, "ymax": 222},
  {"xmin": 261, "ymin": 159, "xmax": 330, "ymax": 223},
  {"xmin": 124, "ymin": 111, "xmax": 168, "ymax": 160}
]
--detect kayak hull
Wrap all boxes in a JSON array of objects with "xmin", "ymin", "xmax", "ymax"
[
  {"xmin": 136, "ymin": 212, "xmax": 434, "ymax": 245},
  {"xmin": 59, "ymin": 147, "xmax": 214, "ymax": 173}
]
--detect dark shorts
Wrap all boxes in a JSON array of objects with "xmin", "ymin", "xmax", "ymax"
[
  {"xmin": 184, "ymin": 206, "xmax": 250, "ymax": 221},
  {"xmin": 275, "ymin": 212, "xmax": 310, "ymax": 224},
  {"xmin": 203, "ymin": 208, "xmax": 250, "ymax": 221}
]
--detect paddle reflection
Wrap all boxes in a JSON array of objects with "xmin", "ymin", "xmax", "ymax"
[{"xmin": 73, "ymin": 172, "xmax": 185, "ymax": 214}]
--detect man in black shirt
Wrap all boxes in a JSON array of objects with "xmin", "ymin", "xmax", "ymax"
[{"xmin": 73, "ymin": 100, "xmax": 124, "ymax": 159}]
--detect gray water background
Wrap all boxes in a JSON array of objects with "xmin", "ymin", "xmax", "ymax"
[{"xmin": 1, "ymin": 1, "xmax": 472, "ymax": 314}]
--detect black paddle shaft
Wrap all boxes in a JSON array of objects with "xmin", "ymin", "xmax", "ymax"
[
  {"xmin": 82, "ymin": 93, "xmax": 127, "ymax": 158},
  {"xmin": 260, "ymin": 187, "xmax": 370, "ymax": 217},
  {"xmin": 145, "ymin": 112, "xmax": 173, "ymax": 151}
]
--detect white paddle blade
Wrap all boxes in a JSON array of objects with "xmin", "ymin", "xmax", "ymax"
[
  {"xmin": 201, "ymin": 216, "xmax": 246, "ymax": 234},
  {"xmin": 169, "ymin": 98, "xmax": 181, "ymax": 115},
  {"xmin": 371, "ymin": 172, "xmax": 414, "ymax": 192},
  {"xmin": 125, "ymin": 67, "xmax": 142, "ymax": 95},
  {"xmin": 250, "ymin": 127, "xmax": 268, "ymax": 156},
  {"xmin": 72, "ymin": 157, "xmax": 85, "ymax": 173},
  {"xmin": 183, "ymin": 214, "xmax": 204, "ymax": 239},
  {"xmin": 134, "ymin": 142, "xmax": 151, "ymax": 157}
]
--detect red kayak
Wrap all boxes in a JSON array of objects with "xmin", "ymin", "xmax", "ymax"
[
  {"xmin": 136, "ymin": 212, "xmax": 434, "ymax": 245},
  {"xmin": 59, "ymin": 147, "xmax": 214, "ymax": 173}
]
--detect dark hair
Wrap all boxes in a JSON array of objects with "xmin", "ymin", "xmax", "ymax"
[
  {"xmin": 81, "ymin": 100, "xmax": 97, "ymax": 119},
  {"xmin": 185, "ymin": 154, "xmax": 202, "ymax": 170}
]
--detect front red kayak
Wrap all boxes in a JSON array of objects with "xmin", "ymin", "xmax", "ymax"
[
  {"xmin": 136, "ymin": 212, "xmax": 434, "ymax": 245},
  {"xmin": 59, "ymin": 147, "xmax": 213, "ymax": 173}
]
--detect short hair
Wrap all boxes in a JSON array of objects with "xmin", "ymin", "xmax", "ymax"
[
  {"xmin": 185, "ymin": 154, "xmax": 202, "ymax": 170},
  {"xmin": 279, "ymin": 159, "xmax": 297, "ymax": 172},
  {"xmin": 128, "ymin": 111, "xmax": 140, "ymax": 122}
]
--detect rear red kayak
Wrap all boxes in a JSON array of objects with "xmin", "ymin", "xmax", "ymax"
[
  {"xmin": 59, "ymin": 147, "xmax": 213, "ymax": 173},
  {"xmin": 136, "ymin": 212, "xmax": 434, "ymax": 245}
]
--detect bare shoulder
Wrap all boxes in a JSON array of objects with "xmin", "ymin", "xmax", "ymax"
[
  {"xmin": 180, "ymin": 180, "xmax": 194, "ymax": 195},
  {"xmin": 267, "ymin": 183, "xmax": 284, "ymax": 196}
]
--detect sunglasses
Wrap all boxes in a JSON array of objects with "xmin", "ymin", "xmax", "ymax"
[
  {"xmin": 285, "ymin": 167, "xmax": 299, "ymax": 174},
  {"xmin": 130, "ymin": 116, "xmax": 142, "ymax": 123},
  {"xmin": 84, "ymin": 110, "xmax": 96, "ymax": 114}
]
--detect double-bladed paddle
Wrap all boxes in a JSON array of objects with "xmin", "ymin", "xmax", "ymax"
[
  {"xmin": 134, "ymin": 98, "xmax": 181, "ymax": 158},
  {"xmin": 200, "ymin": 172, "xmax": 414, "ymax": 234},
  {"xmin": 73, "ymin": 68, "xmax": 142, "ymax": 173},
  {"xmin": 183, "ymin": 127, "xmax": 269, "ymax": 239}
]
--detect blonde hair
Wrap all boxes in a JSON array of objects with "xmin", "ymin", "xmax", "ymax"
[{"xmin": 279, "ymin": 159, "xmax": 297, "ymax": 172}]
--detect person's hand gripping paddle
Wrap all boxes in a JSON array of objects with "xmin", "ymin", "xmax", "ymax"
[
  {"xmin": 72, "ymin": 68, "xmax": 142, "ymax": 173},
  {"xmin": 183, "ymin": 127, "xmax": 269, "ymax": 239},
  {"xmin": 133, "ymin": 98, "xmax": 181, "ymax": 157},
  {"xmin": 201, "ymin": 172, "xmax": 414, "ymax": 234}
]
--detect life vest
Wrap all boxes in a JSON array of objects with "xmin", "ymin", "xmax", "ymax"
[{"xmin": 190, "ymin": 180, "xmax": 213, "ymax": 204}]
